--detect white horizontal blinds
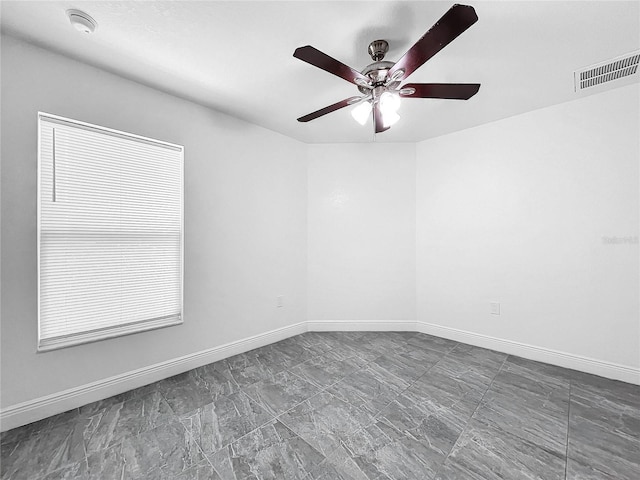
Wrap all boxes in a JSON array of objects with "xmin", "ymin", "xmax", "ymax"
[{"xmin": 39, "ymin": 114, "xmax": 183, "ymax": 349}]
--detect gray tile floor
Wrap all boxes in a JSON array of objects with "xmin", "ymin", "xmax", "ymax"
[{"xmin": 1, "ymin": 331, "xmax": 639, "ymax": 479}]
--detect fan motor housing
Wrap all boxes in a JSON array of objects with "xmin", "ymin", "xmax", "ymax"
[{"xmin": 358, "ymin": 60, "xmax": 394, "ymax": 93}]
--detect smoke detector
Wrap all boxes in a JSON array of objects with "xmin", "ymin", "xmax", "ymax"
[{"xmin": 67, "ymin": 9, "xmax": 97, "ymax": 34}]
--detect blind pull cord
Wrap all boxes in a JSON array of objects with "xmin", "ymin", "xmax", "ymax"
[{"xmin": 52, "ymin": 128, "xmax": 56, "ymax": 202}]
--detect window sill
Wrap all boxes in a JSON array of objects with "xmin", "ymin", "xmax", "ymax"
[{"xmin": 37, "ymin": 315, "xmax": 183, "ymax": 352}]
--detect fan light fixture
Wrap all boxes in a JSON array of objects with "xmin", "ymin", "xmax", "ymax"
[
  {"xmin": 350, "ymin": 90, "xmax": 401, "ymax": 128},
  {"xmin": 382, "ymin": 110, "xmax": 400, "ymax": 128},
  {"xmin": 351, "ymin": 100, "xmax": 371, "ymax": 125},
  {"xmin": 379, "ymin": 91, "xmax": 401, "ymax": 127},
  {"xmin": 379, "ymin": 91, "xmax": 400, "ymax": 112},
  {"xmin": 351, "ymin": 101, "xmax": 372, "ymax": 125}
]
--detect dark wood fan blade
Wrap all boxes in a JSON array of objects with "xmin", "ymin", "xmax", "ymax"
[
  {"xmin": 388, "ymin": 4, "xmax": 478, "ymax": 80},
  {"xmin": 294, "ymin": 46, "xmax": 367, "ymax": 85},
  {"xmin": 297, "ymin": 97, "xmax": 360, "ymax": 122},
  {"xmin": 373, "ymin": 103, "xmax": 389, "ymax": 133},
  {"xmin": 400, "ymin": 83, "xmax": 480, "ymax": 99}
]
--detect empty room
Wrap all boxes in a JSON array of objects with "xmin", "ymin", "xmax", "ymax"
[{"xmin": 1, "ymin": 1, "xmax": 638, "ymax": 479}]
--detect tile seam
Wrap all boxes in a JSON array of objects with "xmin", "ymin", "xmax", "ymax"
[
  {"xmin": 564, "ymin": 380, "xmax": 572, "ymax": 480},
  {"xmin": 432, "ymin": 354, "xmax": 509, "ymax": 479}
]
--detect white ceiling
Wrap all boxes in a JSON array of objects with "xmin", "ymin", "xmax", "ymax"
[{"xmin": 1, "ymin": 1, "xmax": 639, "ymax": 143}]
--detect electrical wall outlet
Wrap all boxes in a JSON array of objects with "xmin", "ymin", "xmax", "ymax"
[
  {"xmin": 490, "ymin": 302, "xmax": 500, "ymax": 315},
  {"xmin": 276, "ymin": 295, "xmax": 284, "ymax": 308}
]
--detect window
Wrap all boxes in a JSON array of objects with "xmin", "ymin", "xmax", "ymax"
[{"xmin": 37, "ymin": 113, "xmax": 184, "ymax": 351}]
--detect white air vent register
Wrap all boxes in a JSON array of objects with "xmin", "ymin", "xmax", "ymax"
[{"xmin": 574, "ymin": 50, "xmax": 640, "ymax": 91}]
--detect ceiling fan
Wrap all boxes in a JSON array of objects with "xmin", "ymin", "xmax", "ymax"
[{"xmin": 293, "ymin": 3, "xmax": 480, "ymax": 134}]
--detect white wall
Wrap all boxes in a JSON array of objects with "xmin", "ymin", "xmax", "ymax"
[
  {"xmin": 416, "ymin": 84, "xmax": 640, "ymax": 370},
  {"xmin": 2, "ymin": 32, "xmax": 639, "ymax": 427},
  {"xmin": 0, "ymin": 35, "xmax": 307, "ymax": 409},
  {"xmin": 307, "ymin": 143, "xmax": 416, "ymax": 323}
]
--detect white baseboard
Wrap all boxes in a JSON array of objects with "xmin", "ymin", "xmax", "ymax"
[
  {"xmin": 307, "ymin": 320, "xmax": 417, "ymax": 332},
  {"xmin": 0, "ymin": 322, "xmax": 307, "ymax": 432},
  {"xmin": 416, "ymin": 321, "xmax": 640, "ymax": 386},
  {"xmin": 3, "ymin": 319, "xmax": 638, "ymax": 432}
]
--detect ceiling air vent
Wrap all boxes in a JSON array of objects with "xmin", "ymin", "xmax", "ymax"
[{"xmin": 574, "ymin": 51, "xmax": 640, "ymax": 91}]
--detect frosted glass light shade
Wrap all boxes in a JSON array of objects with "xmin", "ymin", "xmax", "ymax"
[
  {"xmin": 379, "ymin": 91, "xmax": 401, "ymax": 128},
  {"xmin": 382, "ymin": 110, "xmax": 400, "ymax": 127},
  {"xmin": 379, "ymin": 91, "xmax": 401, "ymax": 113},
  {"xmin": 351, "ymin": 101, "xmax": 372, "ymax": 125}
]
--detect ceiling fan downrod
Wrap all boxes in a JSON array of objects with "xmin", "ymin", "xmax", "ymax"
[{"xmin": 367, "ymin": 39, "xmax": 389, "ymax": 61}]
